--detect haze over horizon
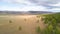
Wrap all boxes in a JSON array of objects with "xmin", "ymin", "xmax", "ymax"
[{"xmin": 0, "ymin": 0, "xmax": 60, "ymax": 12}]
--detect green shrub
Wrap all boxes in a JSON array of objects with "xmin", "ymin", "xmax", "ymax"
[
  {"xmin": 36, "ymin": 26, "xmax": 41, "ymax": 34},
  {"xmin": 9, "ymin": 20, "xmax": 12, "ymax": 23},
  {"xmin": 19, "ymin": 26, "xmax": 22, "ymax": 31},
  {"xmin": 36, "ymin": 16, "xmax": 40, "ymax": 18},
  {"xmin": 43, "ymin": 13, "xmax": 60, "ymax": 34},
  {"xmin": 55, "ymin": 27, "xmax": 60, "ymax": 34}
]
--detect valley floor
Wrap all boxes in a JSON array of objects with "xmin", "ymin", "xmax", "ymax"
[{"xmin": 0, "ymin": 15, "xmax": 45, "ymax": 34}]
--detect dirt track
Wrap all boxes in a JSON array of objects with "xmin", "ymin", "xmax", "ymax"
[{"xmin": 0, "ymin": 15, "xmax": 45, "ymax": 34}]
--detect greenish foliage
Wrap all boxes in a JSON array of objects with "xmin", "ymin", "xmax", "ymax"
[
  {"xmin": 55, "ymin": 27, "xmax": 60, "ymax": 34},
  {"xmin": 36, "ymin": 26, "xmax": 41, "ymax": 34},
  {"xmin": 43, "ymin": 13, "xmax": 60, "ymax": 34}
]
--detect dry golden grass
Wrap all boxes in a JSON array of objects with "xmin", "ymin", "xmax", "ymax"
[{"xmin": 0, "ymin": 15, "xmax": 45, "ymax": 34}]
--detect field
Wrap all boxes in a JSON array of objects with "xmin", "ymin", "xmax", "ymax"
[{"xmin": 0, "ymin": 15, "xmax": 45, "ymax": 34}]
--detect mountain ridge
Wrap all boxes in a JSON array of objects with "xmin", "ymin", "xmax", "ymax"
[{"xmin": 0, "ymin": 11, "xmax": 52, "ymax": 15}]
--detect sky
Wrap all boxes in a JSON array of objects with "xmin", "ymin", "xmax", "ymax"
[{"xmin": 0, "ymin": 0, "xmax": 60, "ymax": 12}]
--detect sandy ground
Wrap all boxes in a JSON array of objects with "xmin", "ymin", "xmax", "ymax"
[{"xmin": 0, "ymin": 15, "xmax": 45, "ymax": 34}]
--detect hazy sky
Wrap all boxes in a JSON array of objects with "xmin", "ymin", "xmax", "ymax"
[{"xmin": 0, "ymin": 0, "xmax": 60, "ymax": 12}]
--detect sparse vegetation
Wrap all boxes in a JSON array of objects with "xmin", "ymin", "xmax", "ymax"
[
  {"xmin": 37, "ymin": 20, "xmax": 39, "ymax": 23},
  {"xmin": 19, "ymin": 26, "xmax": 22, "ymax": 31},
  {"xmin": 36, "ymin": 26, "xmax": 41, "ymax": 34},
  {"xmin": 36, "ymin": 15, "xmax": 40, "ymax": 18},
  {"xmin": 41, "ymin": 17, "xmax": 45, "ymax": 21},
  {"xmin": 24, "ymin": 19, "xmax": 26, "ymax": 21},
  {"xmin": 0, "ymin": 13, "xmax": 60, "ymax": 34},
  {"xmin": 9, "ymin": 20, "xmax": 12, "ymax": 23}
]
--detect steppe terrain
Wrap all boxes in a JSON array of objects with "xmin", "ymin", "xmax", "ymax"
[{"xmin": 0, "ymin": 15, "xmax": 45, "ymax": 34}]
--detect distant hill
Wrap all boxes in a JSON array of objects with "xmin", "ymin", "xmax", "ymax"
[
  {"xmin": 27, "ymin": 11, "xmax": 52, "ymax": 14},
  {"xmin": 0, "ymin": 11, "xmax": 53, "ymax": 15}
]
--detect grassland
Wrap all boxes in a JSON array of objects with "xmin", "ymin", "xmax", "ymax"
[
  {"xmin": 0, "ymin": 15, "xmax": 45, "ymax": 34},
  {"xmin": 1, "ymin": 13, "xmax": 60, "ymax": 34}
]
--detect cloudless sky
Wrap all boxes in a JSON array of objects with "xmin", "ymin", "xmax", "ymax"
[{"xmin": 0, "ymin": 0, "xmax": 60, "ymax": 12}]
